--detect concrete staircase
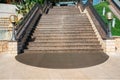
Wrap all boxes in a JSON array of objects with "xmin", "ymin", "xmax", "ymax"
[{"xmin": 24, "ymin": 6, "xmax": 104, "ymax": 54}]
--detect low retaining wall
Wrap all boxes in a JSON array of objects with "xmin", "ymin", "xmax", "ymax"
[
  {"xmin": 0, "ymin": 40, "xmax": 8, "ymax": 53},
  {"xmin": 113, "ymin": 36, "xmax": 120, "ymax": 53},
  {"xmin": 0, "ymin": 41, "xmax": 18, "ymax": 54}
]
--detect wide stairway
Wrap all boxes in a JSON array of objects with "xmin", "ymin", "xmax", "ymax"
[{"xmin": 24, "ymin": 6, "xmax": 103, "ymax": 54}]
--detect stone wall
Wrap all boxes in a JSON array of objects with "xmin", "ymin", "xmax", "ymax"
[
  {"xmin": 113, "ymin": 36, "xmax": 120, "ymax": 53},
  {"xmin": 0, "ymin": 41, "xmax": 8, "ymax": 53}
]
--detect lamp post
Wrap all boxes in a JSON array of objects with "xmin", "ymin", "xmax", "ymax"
[
  {"xmin": 9, "ymin": 15, "xmax": 18, "ymax": 41},
  {"xmin": 106, "ymin": 12, "xmax": 113, "ymax": 38}
]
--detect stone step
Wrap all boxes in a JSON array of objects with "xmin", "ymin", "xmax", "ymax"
[
  {"xmin": 35, "ymin": 36, "xmax": 97, "ymax": 40},
  {"xmin": 39, "ymin": 20, "xmax": 90, "ymax": 23},
  {"xmin": 35, "ymin": 28, "xmax": 93, "ymax": 31},
  {"xmin": 29, "ymin": 42, "xmax": 100, "ymax": 47},
  {"xmin": 28, "ymin": 46, "xmax": 102, "ymax": 50},
  {"xmin": 40, "ymin": 18, "xmax": 89, "ymax": 20},
  {"xmin": 49, "ymin": 9, "xmax": 79, "ymax": 11},
  {"xmin": 53, "ymin": 6, "xmax": 76, "ymax": 8},
  {"xmin": 34, "ymin": 30, "xmax": 94, "ymax": 34},
  {"xmin": 40, "ymin": 17, "xmax": 88, "ymax": 19},
  {"xmin": 39, "ymin": 22, "xmax": 90, "ymax": 25},
  {"xmin": 48, "ymin": 12, "xmax": 80, "ymax": 14},
  {"xmin": 36, "ymin": 27, "xmax": 92, "ymax": 29},
  {"xmin": 34, "ymin": 30, "xmax": 94, "ymax": 33},
  {"xmin": 35, "ymin": 36, "xmax": 96, "ymax": 40},
  {"xmin": 48, "ymin": 11, "xmax": 80, "ymax": 13},
  {"xmin": 34, "ymin": 39, "xmax": 98, "ymax": 42},
  {"xmin": 52, "ymin": 6, "xmax": 77, "ymax": 8},
  {"xmin": 35, "ymin": 31, "xmax": 94, "ymax": 34},
  {"xmin": 42, "ymin": 13, "xmax": 85, "ymax": 15},
  {"xmin": 40, "ymin": 20, "xmax": 89, "ymax": 22},
  {"xmin": 52, "ymin": 8, "xmax": 77, "ymax": 10},
  {"xmin": 33, "ymin": 33, "xmax": 95, "ymax": 37},
  {"xmin": 36, "ymin": 25, "xmax": 92, "ymax": 28},
  {"xmin": 41, "ymin": 16, "xmax": 88, "ymax": 18},
  {"xmin": 39, "ymin": 22, "xmax": 90, "ymax": 24},
  {"xmin": 24, "ymin": 49, "xmax": 103, "ymax": 54},
  {"xmin": 29, "ymin": 40, "xmax": 100, "ymax": 44},
  {"xmin": 39, "ymin": 20, "xmax": 89, "ymax": 22},
  {"xmin": 34, "ymin": 38, "xmax": 97, "ymax": 41},
  {"xmin": 38, "ymin": 24, "xmax": 92, "ymax": 26}
]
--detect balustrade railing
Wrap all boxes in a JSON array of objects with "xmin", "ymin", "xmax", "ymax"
[
  {"xmin": 87, "ymin": 2, "xmax": 107, "ymax": 39},
  {"xmin": 111, "ymin": 0, "xmax": 120, "ymax": 10},
  {"xmin": 78, "ymin": 0, "xmax": 107, "ymax": 39},
  {"xmin": 16, "ymin": 3, "xmax": 42, "ymax": 53},
  {"xmin": 16, "ymin": 1, "xmax": 52, "ymax": 53}
]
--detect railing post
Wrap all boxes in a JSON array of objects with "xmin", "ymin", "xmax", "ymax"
[
  {"xmin": 106, "ymin": 12, "xmax": 113, "ymax": 38},
  {"xmin": 9, "ymin": 15, "xmax": 18, "ymax": 41}
]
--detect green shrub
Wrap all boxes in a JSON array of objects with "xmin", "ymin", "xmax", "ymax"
[
  {"xmin": 15, "ymin": 0, "xmax": 44, "ymax": 16},
  {"xmin": 94, "ymin": 1, "xmax": 120, "ymax": 36}
]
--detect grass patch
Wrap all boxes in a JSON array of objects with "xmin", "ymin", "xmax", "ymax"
[{"xmin": 94, "ymin": 1, "xmax": 120, "ymax": 36}]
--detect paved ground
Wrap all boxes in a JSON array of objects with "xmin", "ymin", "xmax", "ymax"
[{"xmin": 0, "ymin": 52, "xmax": 120, "ymax": 80}]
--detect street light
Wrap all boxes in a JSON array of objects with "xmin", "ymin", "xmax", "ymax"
[
  {"xmin": 9, "ymin": 15, "xmax": 18, "ymax": 41},
  {"xmin": 106, "ymin": 12, "xmax": 113, "ymax": 38}
]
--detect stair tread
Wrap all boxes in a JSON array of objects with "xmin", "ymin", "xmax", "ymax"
[
  {"xmin": 28, "ymin": 47, "xmax": 102, "ymax": 50},
  {"xmin": 24, "ymin": 50, "xmax": 103, "ymax": 54},
  {"xmin": 28, "ymin": 44, "xmax": 101, "ymax": 47},
  {"xmin": 29, "ymin": 42, "xmax": 100, "ymax": 46},
  {"xmin": 34, "ymin": 39, "xmax": 99, "ymax": 43}
]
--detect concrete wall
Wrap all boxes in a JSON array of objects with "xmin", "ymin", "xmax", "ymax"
[
  {"xmin": 0, "ymin": 3, "xmax": 17, "ymax": 17},
  {"xmin": 0, "ymin": 41, "xmax": 8, "ymax": 53},
  {"xmin": 0, "ymin": 4, "xmax": 15, "ymax": 40}
]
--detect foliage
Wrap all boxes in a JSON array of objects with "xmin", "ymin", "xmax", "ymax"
[
  {"xmin": 94, "ymin": 1, "xmax": 120, "ymax": 36},
  {"xmin": 15, "ymin": 0, "xmax": 44, "ymax": 16}
]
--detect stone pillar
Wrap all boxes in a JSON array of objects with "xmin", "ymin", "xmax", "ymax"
[
  {"xmin": 8, "ymin": 41, "xmax": 18, "ymax": 54},
  {"xmin": 105, "ymin": 39, "xmax": 115, "ymax": 53}
]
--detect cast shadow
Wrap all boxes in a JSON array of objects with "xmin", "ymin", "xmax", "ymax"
[{"xmin": 15, "ymin": 52, "xmax": 109, "ymax": 69}]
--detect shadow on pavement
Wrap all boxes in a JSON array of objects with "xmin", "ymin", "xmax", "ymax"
[{"xmin": 15, "ymin": 52, "xmax": 109, "ymax": 69}]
